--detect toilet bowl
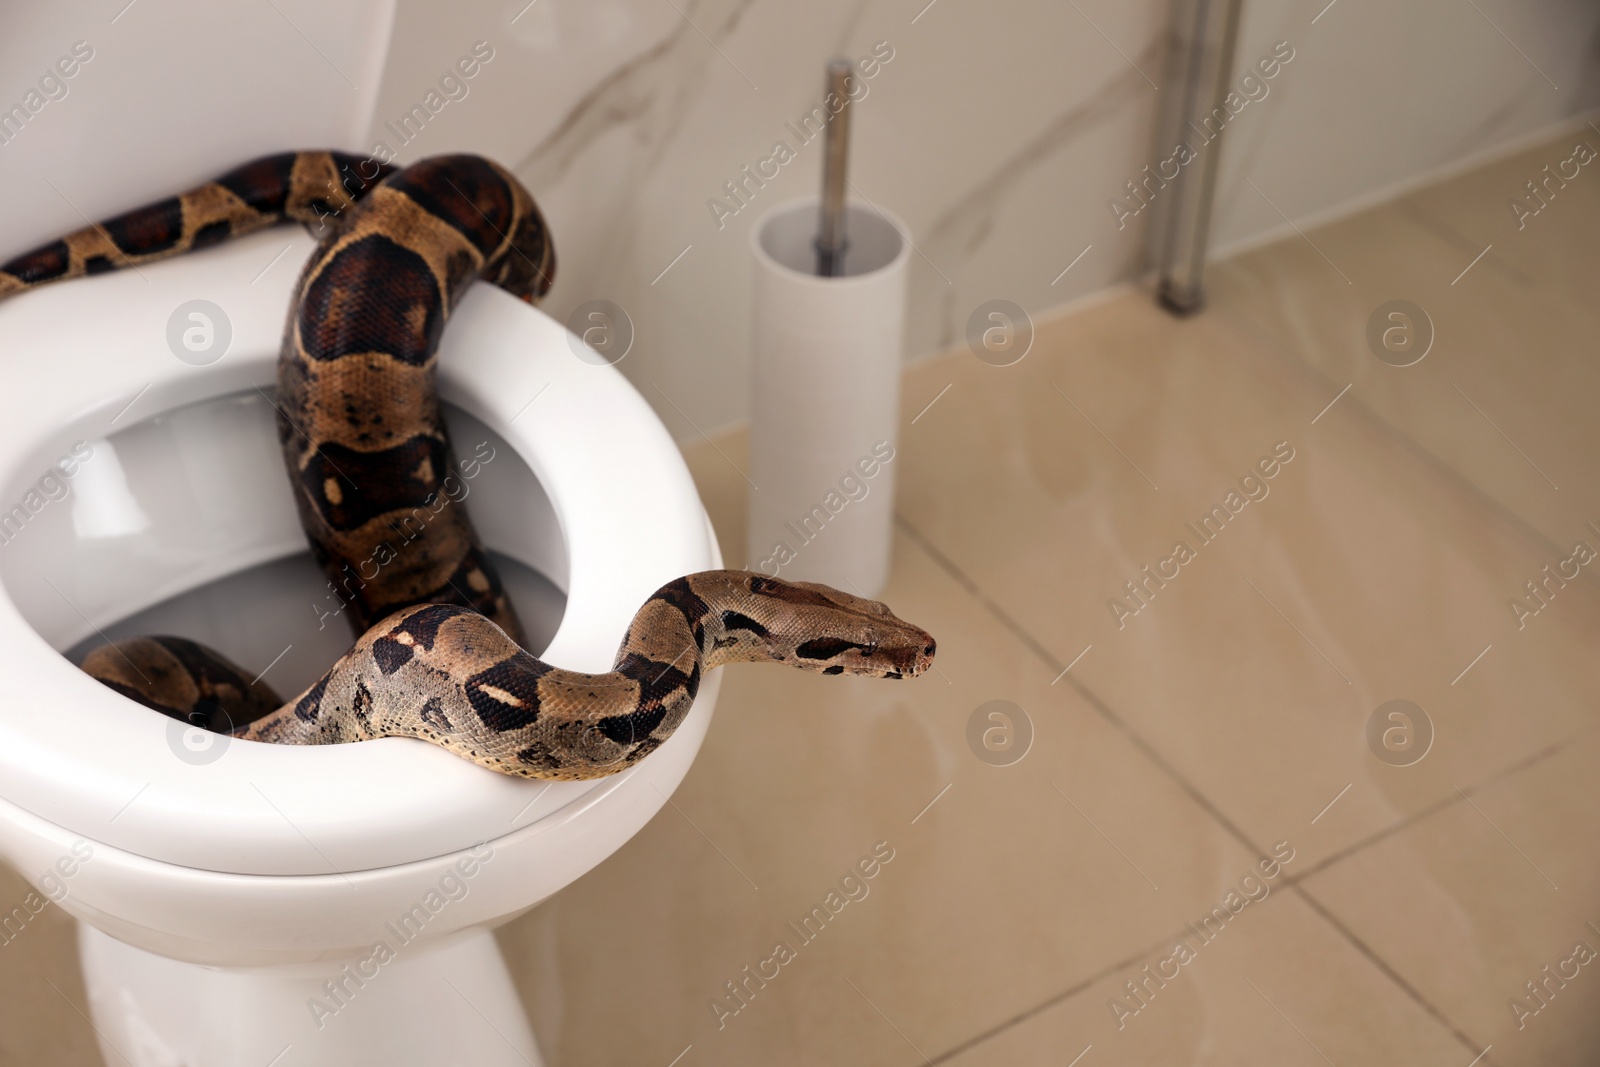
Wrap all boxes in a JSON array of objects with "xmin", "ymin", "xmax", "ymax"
[
  {"xmin": 0, "ymin": 223, "xmax": 722, "ymax": 1065},
  {"xmin": 0, "ymin": 7, "xmax": 721, "ymax": 1063}
]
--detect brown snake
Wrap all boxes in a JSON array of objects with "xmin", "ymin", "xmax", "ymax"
[{"xmin": 0, "ymin": 151, "xmax": 935, "ymax": 780}]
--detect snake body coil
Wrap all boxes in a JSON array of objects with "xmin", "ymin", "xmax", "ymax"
[{"xmin": 1, "ymin": 152, "xmax": 935, "ymax": 780}]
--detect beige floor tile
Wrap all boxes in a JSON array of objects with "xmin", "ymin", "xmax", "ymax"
[
  {"xmin": 939, "ymin": 884, "xmax": 1473, "ymax": 1067},
  {"xmin": 681, "ymin": 427, "xmax": 752, "ymax": 571},
  {"xmin": 1206, "ymin": 131, "xmax": 1600, "ymax": 549},
  {"xmin": 889, "ymin": 290, "xmax": 1600, "ymax": 875},
  {"xmin": 498, "ymin": 509, "xmax": 1276, "ymax": 1065},
  {"xmin": 1395, "ymin": 132, "xmax": 1600, "ymax": 319},
  {"xmin": 1303, "ymin": 730, "xmax": 1600, "ymax": 1067},
  {"xmin": 0, "ymin": 864, "xmax": 102, "ymax": 1067}
]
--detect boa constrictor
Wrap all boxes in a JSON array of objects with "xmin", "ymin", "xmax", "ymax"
[{"xmin": 0, "ymin": 151, "xmax": 935, "ymax": 780}]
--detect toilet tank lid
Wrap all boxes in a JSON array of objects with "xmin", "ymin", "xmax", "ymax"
[{"xmin": 0, "ymin": 0, "xmax": 395, "ymax": 260}]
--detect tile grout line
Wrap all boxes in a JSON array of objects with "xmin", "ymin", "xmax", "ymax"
[
  {"xmin": 892, "ymin": 514, "xmax": 1066, "ymax": 676},
  {"xmin": 920, "ymin": 936, "xmax": 1171, "ymax": 1065},
  {"xmin": 894, "ymin": 517, "xmax": 1267, "ymax": 855},
  {"xmin": 922, "ymin": 863, "xmax": 1311, "ymax": 1065},
  {"xmin": 896, "ymin": 513, "xmax": 1273, "ymax": 850},
  {"xmin": 1286, "ymin": 884, "xmax": 1500, "ymax": 1064},
  {"xmin": 1284, "ymin": 738, "xmax": 1573, "ymax": 885},
  {"xmin": 894, "ymin": 512, "xmax": 1505, "ymax": 1064}
]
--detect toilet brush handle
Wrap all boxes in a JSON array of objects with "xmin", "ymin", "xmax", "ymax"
[{"xmin": 815, "ymin": 57, "xmax": 853, "ymax": 276}]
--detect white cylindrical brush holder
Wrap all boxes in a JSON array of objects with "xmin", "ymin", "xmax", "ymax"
[{"xmin": 747, "ymin": 197, "xmax": 910, "ymax": 598}]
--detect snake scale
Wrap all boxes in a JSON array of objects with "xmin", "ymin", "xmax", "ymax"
[{"xmin": 0, "ymin": 151, "xmax": 935, "ymax": 780}]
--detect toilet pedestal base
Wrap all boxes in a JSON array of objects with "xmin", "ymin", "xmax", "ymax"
[{"xmin": 78, "ymin": 923, "xmax": 544, "ymax": 1067}]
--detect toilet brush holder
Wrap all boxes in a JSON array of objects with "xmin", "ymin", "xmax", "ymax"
[{"xmin": 746, "ymin": 196, "xmax": 910, "ymax": 598}]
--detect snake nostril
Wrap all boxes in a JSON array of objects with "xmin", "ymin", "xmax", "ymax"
[{"xmin": 923, "ymin": 641, "xmax": 936, "ymax": 656}]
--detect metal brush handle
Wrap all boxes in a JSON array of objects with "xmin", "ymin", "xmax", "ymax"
[{"xmin": 815, "ymin": 57, "xmax": 853, "ymax": 276}]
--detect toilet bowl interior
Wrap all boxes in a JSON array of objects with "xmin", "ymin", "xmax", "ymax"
[
  {"xmin": 41, "ymin": 392, "xmax": 568, "ymax": 699},
  {"xmin": 6, "ymin": 387, "xmax": 568, "ymax": 670}
]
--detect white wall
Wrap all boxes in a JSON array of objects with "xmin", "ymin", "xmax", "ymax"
[
  {"xmin": 370, "ymin": 0, "xmax": 1599, "ymax": 442},
  {"xmin": 369, "ymin": 0, "xmax": 1168, "ymax": 441},
  {"xmin": 3, "ymin": 1, "xmax": 1594, "ymax": 443},
  {"xmin": 1212, "ymin": 0, "xmax": 1600, "ymax": 254}
]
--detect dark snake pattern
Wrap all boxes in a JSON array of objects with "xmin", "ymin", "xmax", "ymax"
[{"xmin": 1, "ymin": 151, "xmax": 935, "ymax": 779}]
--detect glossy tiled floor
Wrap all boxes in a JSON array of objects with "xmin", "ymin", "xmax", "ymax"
[{"xmin": 4, "ymin": 131, "xmax": 1597, "ymax": 1066}]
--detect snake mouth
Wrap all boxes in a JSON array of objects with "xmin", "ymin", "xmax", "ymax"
[{"xmin": 879, "ymin": 634, "xmax": 936, "ymax": 679}]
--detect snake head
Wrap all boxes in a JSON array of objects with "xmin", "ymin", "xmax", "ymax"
[{"xmin": 733, "ymin": 574, "xmax": 937, "ymax": 680}]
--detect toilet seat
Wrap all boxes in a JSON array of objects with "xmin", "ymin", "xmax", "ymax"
[{"xmin": 0, "ymin": 228, "xmax": 719, "ymax": 876}]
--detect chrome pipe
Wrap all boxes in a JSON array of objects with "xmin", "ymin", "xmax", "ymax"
[{"xmin": 1150, "ymin": 0, "xmax": 1243, "ymax": 315}]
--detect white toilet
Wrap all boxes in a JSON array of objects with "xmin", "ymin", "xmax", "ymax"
[{"xmin": 0, "ymin": 5, "xmax": 719, "ymax": 1065}]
